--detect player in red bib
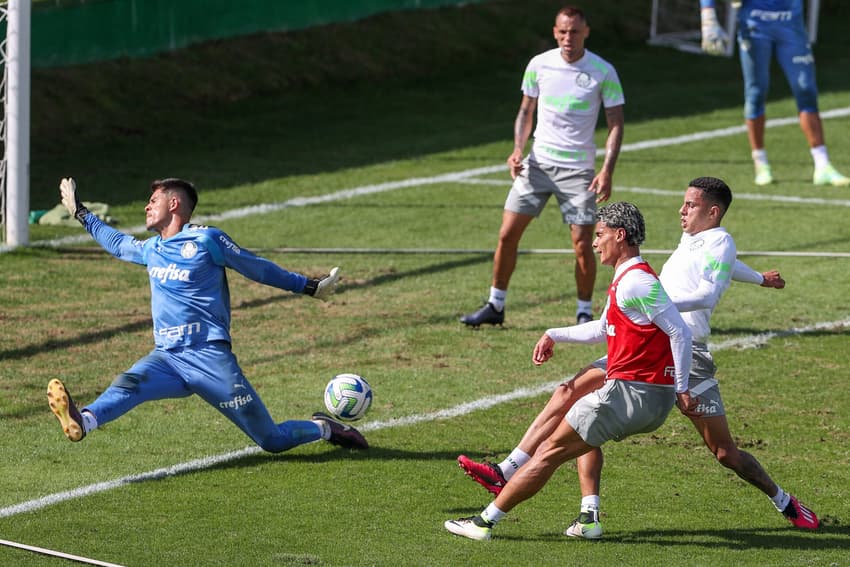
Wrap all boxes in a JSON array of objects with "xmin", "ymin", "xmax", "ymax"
[{"xmin": 445, "ymin": 202, "xmax": 698, "ymax": 541}]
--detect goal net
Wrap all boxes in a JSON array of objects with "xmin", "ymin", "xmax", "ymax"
[{"xmin": 648, "ymin": 0, "xmax": 738, "ymax": 57}]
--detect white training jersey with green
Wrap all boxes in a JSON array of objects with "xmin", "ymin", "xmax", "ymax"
[
  {"xmin": 522, "ymin": 48, "xmax": 624, "ymax": 171},
  {"xmin": 659, "ymin": 227, "xmax": 737, "ymax": 343}
]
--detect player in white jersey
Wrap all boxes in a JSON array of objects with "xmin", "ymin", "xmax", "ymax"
[
  {"xmin": 461, "ymin": 6, "xmax": 624, "ymax": 328},
  {"xmin": 700, "ymin": 0, "xmax": 848, "ymax": 186},
  {"xmin": 457, "ymin": 177, "xmax": 818, "ymax": 534},
  {"xmin": 47, "ymin": 177, "xmax": 368, "ymax": 453}
]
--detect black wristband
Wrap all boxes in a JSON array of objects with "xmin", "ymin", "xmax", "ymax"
[{"xmin": 75, "ymin": 205, "xmax": 90, "ymax": 225}]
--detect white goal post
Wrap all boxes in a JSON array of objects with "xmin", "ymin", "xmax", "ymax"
[
  {"xmin": 648, "ymin": 0, "xmax": 821, "ymax": 57},
  {"xmin": 1, "ymin": 0, "xmax": 30, "ymax": 248}
]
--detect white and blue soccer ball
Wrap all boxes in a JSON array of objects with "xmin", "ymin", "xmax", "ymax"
[{"xmin": 323, "ymin": 373, "xmax": 372, "ymax": 421}]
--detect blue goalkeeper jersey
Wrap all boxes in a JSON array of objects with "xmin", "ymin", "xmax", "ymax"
[
  {"xmin": 82, "ymin": 214, "xmax": 308, "ymax": 349},
  {"xmin": 702, "ymin": 0, "xmax": 802, "ymax": 16}
]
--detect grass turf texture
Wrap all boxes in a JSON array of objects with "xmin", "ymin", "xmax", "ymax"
[{"xmin": 3, "ymin": 0, "xmax": 850, "ymax": 565}]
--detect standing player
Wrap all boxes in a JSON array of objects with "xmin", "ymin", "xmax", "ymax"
[
  {"xmin": 445, "ymin": 202, "xmax": 699, "ymax": 541},
  {"xmin": 700, "ymin": 0, "xmax": 849, "ymax": 186},
  {"xmin": 457, "ymin": 177, "xmax": 818, "ymax": 537},
  {"xmin": 47, "ymin": 177, "xmax": 368, "ymax": 452},
  {"xmin": 460, "ymin": 6, "xmax": 624, "ymax": 328}
]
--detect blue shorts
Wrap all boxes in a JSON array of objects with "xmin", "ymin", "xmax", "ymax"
[
  {"xmin": 84, "ymin": 341, "xmax": 321, "ymax": 453},
  {"xmin": 737, "ymin": 7, "xmax": 818, "ymax": 118}
]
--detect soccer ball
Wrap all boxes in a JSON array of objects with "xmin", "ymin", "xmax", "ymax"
[{"xmin": 323, "ymin": 373, "xmax": 372, "ymax": 421}]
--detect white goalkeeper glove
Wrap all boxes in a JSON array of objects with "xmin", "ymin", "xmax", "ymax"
[
  {"xmin": 59, "ymin": 177, "xmax": 89, "ymax": 225},
  {"xmin": 303, "ymin": 267, "xmax": 340, "ymax": 301},
  {"xmin": 700, "ymin": 7, "xmax": 730, "ymax": 56}
]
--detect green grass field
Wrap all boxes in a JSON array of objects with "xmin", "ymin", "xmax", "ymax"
[{"xmin": 2, "ymin": 1, "xmax": 850, "ymax": 565}]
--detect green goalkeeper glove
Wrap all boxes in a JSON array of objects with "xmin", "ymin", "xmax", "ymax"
[
  {"xmin": 303, "ymin": 267, "xmax": 340, "ymax": 301},
  {"xmin": 59, "ymin": 177, "xmax": 90, "ymax": 225}
]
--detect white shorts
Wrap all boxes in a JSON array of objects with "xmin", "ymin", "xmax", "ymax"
[
  {"xmin": 504, "ymin": 159, "xmax": 596, "ymax": 225},
  {"xmin": 566, "ymin": 379, "xmax": 675, "ymax": 447}
]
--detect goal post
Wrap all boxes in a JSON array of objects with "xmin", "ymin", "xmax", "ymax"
[{"xmin": 1, "ymin": 0, "xmax": 30, "ymax": 248}]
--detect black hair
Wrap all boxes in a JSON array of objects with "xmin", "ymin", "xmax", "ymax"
[
  {"xmin": 688, "ymin": 176, "xmax": 733, "ymax": 215},
  {"xmin": 151, "ymin": 178, "xmax": 198, "ymax": 213}
]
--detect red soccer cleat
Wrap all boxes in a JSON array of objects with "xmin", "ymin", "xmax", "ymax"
[
  {"xmin": 782, "ymin": 495, "xmax": 819, "ymax": 529},
  {"xmin": 457, "ymin": 454, "xmax": 507, "ymax": 495}
]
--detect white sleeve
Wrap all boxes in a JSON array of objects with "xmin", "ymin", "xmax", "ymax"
[
  {"xmin": 545, "ymin": 319, "xmax": 607, "ymax": 344},
  {"xmin": 671, "ymin": 278, "xmax": 722, "ymax": 312},
  {"xmin": 732, "ymin": 259, "xmax": 764, "ymax": 285},
  {"xmin": 652, "ymin": 306, "xmax": 693, "ymax": 393}
]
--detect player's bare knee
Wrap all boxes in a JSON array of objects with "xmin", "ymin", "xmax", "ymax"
[{"xmin": 714, "ymin": 444, "xmax": 739, "ymax": 469}]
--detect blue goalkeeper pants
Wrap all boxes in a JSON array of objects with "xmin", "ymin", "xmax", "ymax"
[
  {"xmin": 738, "ymin": 7, "xmax": 818, "ymax": 119},
  {"xmin": 84, "ymin": 341, "xmax": 322, "ymax": 453}
]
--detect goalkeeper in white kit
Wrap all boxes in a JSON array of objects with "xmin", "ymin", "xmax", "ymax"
[{"xmin": 47, "ymin": 177, "xmax": 368, "ymax": 452}]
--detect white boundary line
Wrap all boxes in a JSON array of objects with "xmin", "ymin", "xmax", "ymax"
[
  {"xmin": 4, "ymin": 107, "xmax": 849, "ymax": 254},
  {"xmin": 0, "ymin": 539, "xmax": 125, "ymax": 567},
  {"xmin": 2, "ymin": 317, "xmax": 847, "ymax": 521},
  {"xmin": 250, "ymin": 247, "xmax": 850, "ymax": 259},
  {"xmin": 461, "ymin": 178, "xmax": 850, "ymax": 208}
]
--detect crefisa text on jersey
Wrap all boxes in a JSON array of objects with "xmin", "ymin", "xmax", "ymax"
[{"xmin": 148, "ymin": 263, "xmax": 191, "ymax": 284}]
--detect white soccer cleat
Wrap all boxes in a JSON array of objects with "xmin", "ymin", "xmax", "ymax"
[
  {"xmin": 564, "ymin": 509, "xmax": 603, "ymax": 540},
  {"xmin": 754, "ymin": 163, "xmax": 774, "ymax": 186},
  {"xmin": 813, "ymin": 163, "xmax": 850, "ymax": 187},
  {"xmin": 444, "ymin": 516, "xmax": 493, "ymax": 541}
]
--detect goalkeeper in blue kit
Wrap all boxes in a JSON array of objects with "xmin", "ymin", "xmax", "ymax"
[{"xmin": 47, "ymin": 177, "xmax": 367, "ymax": 451}]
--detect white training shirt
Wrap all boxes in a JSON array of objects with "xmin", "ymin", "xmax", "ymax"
[
  {"xmin": 659, "ymin": 227, "xmax": 737, "ymax": 343},
  {"xmin": 521, "ymin": 48, "xmax": 624, "ymax": 171}
]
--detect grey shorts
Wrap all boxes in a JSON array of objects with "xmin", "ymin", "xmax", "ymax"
[
  {"xmin": 504, "ymin": 160, "xmax": 596, "ymax": 225},
  {"xmin": 566, "ymin": 379, "xmax": 675, "ymax": 447},
  {"xmin": 688, "ymin": 342, "xmax": 725, "ymax": 417}
]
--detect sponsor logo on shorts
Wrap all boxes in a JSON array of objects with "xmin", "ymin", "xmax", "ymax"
[
  {"xmin": 792, "ymin": 54, "xmax": 814, "ymax": 65},
  {"xmin": 220, "ymin": 394, "xmax": 254, "ymax": 410},
  {"xmin": 695, "ymin": 399, "xmax": 721, "ymax": 415}
]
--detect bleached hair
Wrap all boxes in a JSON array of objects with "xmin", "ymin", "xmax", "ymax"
[{"xmin": 597, "ymin": 201, "xmax": 646, "ymax": 246}]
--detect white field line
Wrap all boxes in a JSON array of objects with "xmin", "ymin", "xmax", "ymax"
[
  {"xmin": 462, "ymin": 178, "xmax": 850, "ymax": 208},
  {"xmin": 0, "ymin": 538, "xmax": 126, "ymax": 567},
  {"xmin": 7, "ymin": 106, "xmax": 849, "ymax": 254},
  {"xmin": 252, "ymin": 247, "xmax": 850, "ymax": 258},
  {"xmin": 2, "ymin": 317, "xmax": 847, "ymax": 520}
]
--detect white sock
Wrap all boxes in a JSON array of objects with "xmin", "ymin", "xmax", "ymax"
[
  {"xmin": 488, "ymin": 287, "xmax": 506, "ymax": 311},
  {"xmin": 499, "ymin": 448, "xmax": 530, "ymax": 481},
  {"xmin": 313, "ymin": 419, "xmax": 331, "ymax": 440},
  {"xmin": 810, "ymin": 145, "xmax": 830, "ymax": 169},
  {"xmin": 482, "ymin": 503, "xmax": 506, "ymax": 525},
  {"xmin": 770, "ymin": 486, "xmax": 790, "ymax": 512},
  {"xmin": 576, "ymin": 299, "xmax": 593, "ymax": 317},
  {"xmin": 581, "ymin": 495, "xmax": 600, "ymax": 512},
  {"xmin": 752, "ymin": 149, "xmax": 769, "ymax": 166},
  {"xmin": 81, "ymin": 410, "xmax": 98, "ymax": 434}
]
